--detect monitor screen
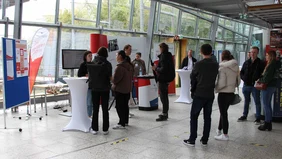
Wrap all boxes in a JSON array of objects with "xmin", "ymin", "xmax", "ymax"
[{"xmin": 62, "ymin": 49, "xmax": 87, "ymax": 69}]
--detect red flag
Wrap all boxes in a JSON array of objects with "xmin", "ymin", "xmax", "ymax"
[{"xmin": 28, "ymin": 28, "xmax": 50, "ymax": 93}]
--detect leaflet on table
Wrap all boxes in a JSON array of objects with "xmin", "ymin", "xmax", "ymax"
[{"xmin": 15, "ymin": 40, "xmax": 28, "ymax": 77}]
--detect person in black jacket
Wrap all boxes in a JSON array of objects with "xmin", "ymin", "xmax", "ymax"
[
  {"xmin": 183, "ymin": 44, "xmax": 218, "ymax": 147},
  {"xmin": 77, "ymin": 50, "xmax": 93, "ymax": 118},
  {"xmin": 181, "ymin": 49, "xmax": 197, "ymax": 69},
  {"xmin": 152, "ymin": 43, "xmax": 175, "ymax": 121},
  {"xmin": 88, "ymin": 47, "xmax": 112, "ymax": 135},
  {"xmin": 238, "ymin": 46, "xmax": 265, "ymax": 124}
]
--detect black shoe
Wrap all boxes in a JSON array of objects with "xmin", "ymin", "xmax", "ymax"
[
  {"xmin": 200, "ymin": 139, "xmax": 208, "ymax": 146},
  {"xmin": 258, "ymin": 122, "xmax": 272, "ymax": 131},
  {"xmin": 156, "ymin": 115, "xmax": 168, "ymax": 121},
  {"xmin": 254, "ymin": 119, "xmax": 261, "ymax": 125},
  {"xmin": 237, "ymin": 116, "xmax": 247, "ymax": 122},
  {"xmin": 158, "ymin": 114, "xmax": 168, "ymax": 118},
  {"xmin": 183, "ymin": 139, "xmax": 195, "ymax": 147}
]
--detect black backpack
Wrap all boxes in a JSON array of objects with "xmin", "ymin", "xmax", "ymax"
[
  {"xmin": 87, "ymin": 61, "xmax": 110, "ymax": 91},
  {"xmin": 166, "ymin": 56, "xmax": 176, "ymax": 82}
]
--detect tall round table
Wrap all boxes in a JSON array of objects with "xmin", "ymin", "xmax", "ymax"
[
  {"xmin": 62, "ymin": 77, "xmax": 91, "ymax": 132},
  {"xmin": 175, "ymin": 69, "xmax": 193, "ymax": 104}
]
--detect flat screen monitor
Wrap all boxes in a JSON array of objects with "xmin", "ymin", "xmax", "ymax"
[{"xmin": 62, "ymin": 49, "xmax": 87, "ymax": 69}]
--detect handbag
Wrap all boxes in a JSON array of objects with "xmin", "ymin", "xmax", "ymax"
[
  {"xmin": 254, "ymin": 81, "xmax": 267, "ymax": 90},
  {"xmin": 230, "ymin": 77, "xmax": 241, "ymax": 105},
  {"xmin": 230, "ymin": 87, "xmax": 241, "ymax": 105}
]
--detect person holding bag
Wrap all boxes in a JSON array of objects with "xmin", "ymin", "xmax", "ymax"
[
  {"xmin": 214, "ymin": 50, "xmax": 240, "ymax": 141},
  {"xmin": 257, "ymin": 50, "xmax": 279, "ymax": 131}
]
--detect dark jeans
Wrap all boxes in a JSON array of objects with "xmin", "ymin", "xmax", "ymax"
[
  {"xmin": 189, "ymin": 96, "xmax": 214, "ymax": 142},
  {"xmin": 242, "ymin": 85, "xmax": 261, "ymax": 119},
  {"xmin": 261, "ymin": 87, "xmax": 276, "ymax": 122},
  {"xmin": 115, "ymin": 91, "xmax": 130, "ymax": 127},
  {"xmin": 91, "ymin": 91, "xmax": 109, "ymax": 132},
  {"xmin": 217, "ymin": 93, "xmax": 234, "ymax": 134},
  {"xmin": 159, "ymin": 82, "xmax": 169, "ymax": 115}
]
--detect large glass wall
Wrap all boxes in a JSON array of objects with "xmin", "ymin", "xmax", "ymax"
[
  {"xmin": 158, "ymin": 4, "xmax": 179, "ymax": 34},
  {"xmin": 181, "ymin": 12, "xmax": 196, "ymax": 37},
  {"xmin": 133, "ymin": 0, "xmax": 151, "ymax": 32}
]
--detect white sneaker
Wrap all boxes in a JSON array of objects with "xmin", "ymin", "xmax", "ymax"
[
  {"xmin": 113, "ymin": 125, "xmax": 125, "ymax": 129},
  {"xmin": 103, "ymin": 131, "xmax": 109, "ymax": 135},
  {"xmin": 214, "ymin": 134, "xmax": 229, "ymax": 141},
  {"xmin": 216, "ymin": 129, "xmax": 222, "ymax": 136},
  {"xmin": 90, "ymin": 129, "xmax": 98, "ymax": 135}
]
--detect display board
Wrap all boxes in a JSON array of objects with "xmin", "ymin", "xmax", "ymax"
[{"xmin": 2, "ymin": 38, "xmax": 29, "ymax": 109}]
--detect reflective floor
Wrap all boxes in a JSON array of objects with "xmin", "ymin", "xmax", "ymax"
[{"xmin": 0, "ymin": 89, "xmax": 281, "ymax": 159}]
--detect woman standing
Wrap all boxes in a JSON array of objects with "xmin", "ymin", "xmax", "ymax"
[
  {"xmin": 78, "ymin": 51, "xmax": 93, "ymax": 118},
  {"xmin": 258, "ymin": 50, "xmax": 279, "ymax": 131},
  {"xmin": 215, "ymin": 50, "xmax": 240, "ymax": 141}
]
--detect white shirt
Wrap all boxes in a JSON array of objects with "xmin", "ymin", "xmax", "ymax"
[{"xmin": 187, "ymin": 57, "xmax": 193, "ymax": 70}]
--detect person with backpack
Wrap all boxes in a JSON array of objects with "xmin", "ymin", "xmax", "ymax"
[
  {"xmin": 152, "ymin": 43, "xmax": 175, "ymax": 121},
  {"xmin": 87, "ymin": 47, "xmax": 112, "ymax": 135},
  {"xmin": 77, "ymin": 50, "xmax": 93, "ymax": 118},
  {"xmin": 183, "ymin": 44, "xmax": 218, "ymax": 146}
]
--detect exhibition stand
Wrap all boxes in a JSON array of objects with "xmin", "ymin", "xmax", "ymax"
[
  {"xmin": 137, "ymin": 76, "xmax": 158, "ymax": 110},
  {"xmin": 62, "ymin": 77, "xmax": 91, "ymax": 132},
  {"xmin": 175, "ymin": 69, "xmax": 192, "ymax": 104}
]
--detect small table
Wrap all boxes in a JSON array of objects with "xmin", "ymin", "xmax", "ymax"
[
  {"xmin": 175, "ymin": 69, "xmax": 192, "ymax": 104},
  {"xmin": 62, "ymin": 77, "xmax": 91, "ymax": 132},
  {"xmin": 137, "ymin": 75, "xmax": 158, "ymax": 110}
]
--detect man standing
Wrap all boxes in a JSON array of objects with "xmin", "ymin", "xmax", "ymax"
[
  {"xmin": 238, "ymin": 46, "xmax": 265, "ymax": 124},
  {"xmin": 183, "ymin": 44, "xmax": 218, "ymax": 146},
  {"xmin": 152, "ymin": 43, "xmax": 175, "ymax": 121},
  {"xmin": 181, "ymin": 49, "xmax": 197, "ymax": 70},
  {"xmin": 132, "ymin": 52, "xmax": 146, "ymax": 76}
]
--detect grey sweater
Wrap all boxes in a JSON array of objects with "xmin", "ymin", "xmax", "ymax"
[{"xmin": 190, "ymin": 57, "xmax": 219, "ymax": 99}]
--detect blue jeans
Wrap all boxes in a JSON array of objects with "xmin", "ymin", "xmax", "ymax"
[
  {"xmin": 261, "ymin": 87, "xmax": 276, "ymax": 122},
  {"xmin": 189, "ymin": 96, "xmax": 214, "ymax": 142},
  {"xmin": 242, "ymin": 85, "xmax": 261, "ymax": 119},
  {"xmin": 87, "ymin": 89, "xmax": 93, "ymax": 117}
]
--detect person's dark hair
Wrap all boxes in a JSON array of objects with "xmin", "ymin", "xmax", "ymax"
[
  {"xmin": 123, "ymin": 44, "xmax": 132, "ymax": 51},
  {"xmin": 159, "ymin": 43, "xmax": 169, "ymax": 53},
  {"xmin": 251, "ymin": 46, "xmax": 259, "ymax": 52},
  {"xmin": 97, "ymin": 47, "xmax": 108, "ymax": 58},
  {"xmin": 136, "ymin": 52, "xmax": 141, "ymax": 56},
  {"xmin": 221, "ymin": 50, "xmax": 233, "ymax": 61},
  {"xmin": 83, "ymin": 50, "xmax": 92, "ymax": 62},
  {"xmin": 118, "ymin": 50, "xmax": 126, "ymax": 60},
  {"xmin": 200, "ymin": 44, "xmax": 212, "ymax": 56}
]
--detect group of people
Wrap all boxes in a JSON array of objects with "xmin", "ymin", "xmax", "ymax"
[
  {"xmin": 78, "ymin": 42, "xmax": 279, "ymax": 146},
  {"xmin": 183, "ymin": 45, "xmax": 279, "ymax": 147}
]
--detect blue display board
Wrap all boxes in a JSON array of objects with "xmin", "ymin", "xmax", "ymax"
[{"xmin": 2, "ymin": 38, "xmax": 29, "ymax": 109}]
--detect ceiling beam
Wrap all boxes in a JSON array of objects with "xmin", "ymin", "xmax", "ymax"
[
  {"xmin": 248, "ymin": 4, "xmax": 282, "ymax": 11},
  {"xmin": 248, "ymin": 8, "xmax": 282, "ymax": 13},
  {"xmin": 218, "ymin": 9, "xmax": 241, "ymax": 14},
  {"xmin": 197, "ymin": 0, "xmax": 238, "ymax": 8}
]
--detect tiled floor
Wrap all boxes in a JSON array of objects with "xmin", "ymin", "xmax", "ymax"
[{"xmin": 0, "ymin": 89, "xmax": 282, "ymax": 159}]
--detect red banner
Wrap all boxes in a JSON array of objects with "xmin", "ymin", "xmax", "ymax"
[
  {"xmin": 90, "ymin": 34, "xmax": 108, "ymax": 54},
  {"xmin": 29, "ymin": 28, "xmax": 50, "ymax": 93}
]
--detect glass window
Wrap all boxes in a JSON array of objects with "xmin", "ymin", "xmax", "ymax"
[
  {"xmin": 158, "ymin": 4, "xmax": 179, "ymax": 34},
  {"xmin": 199, "ymin": 12, "xmax": 212, "ymax": 19},
  {"xmin": 187, "ymin": 39, "xmax": 197, "ymax": 54},
  {"xmin": 22, "ymin": 0, "xmax": 56, "ymax": 23},
  {"xmin": 21, "ymin": 26, "xmax": 58, "ymax": 83},
  {"xmin": 101, "ymin": 0, "xmax": 131, "ymax": 30},
  {"xmin": 225, "ymin": 19, "xmax": 235, "ymax": 30},
  {"xmin": 235, "ymin": 22, "xmax": 244, "ymax": 34},
  {"xmin": 59, "ymin": 0, "xmax": 98, "ymax": 27},
  {"xmin": 216, "ymin": 27, "xmax": 223, "ymax": 40},
  {"xmin": 219, "ymin": 18, "xmax": 225, "ymax": 25},
  {"xmin": 180, "ymin": 12, "xmax": 196, "ymax": 37},
  {"xmin": 197, "ymin": 40, "xmax": 212, "ymax": 60},
  {"xmin": 197, "ymin": 19, "xmax": 211, "ymax": 39},
  {"xmin": 5, "ymin": 0, "xmax": 15, "ymax": 20},
  {"xmin": 244, "ymin": 24, "xmax": 250, "ymax": 36},
  {"xmin": 133, "ymin": 0, "xmax": 151, "ymax": 32},
  {"xmin": 225, "ymin": 43, "xmax": 234, "ymax": 52},
  {"xmin": 224, "ymin": 30, "xmax": 233, "ymax": 42},
  {"xmin": 235, "ymin": 34, "xmax": 243, "ymax": 43},
  {"xmin": 215, "ymin": 42, "xmax": 224, "ymax": 51}
]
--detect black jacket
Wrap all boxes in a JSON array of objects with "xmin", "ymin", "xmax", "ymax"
[
  {"xmin": 78, "ymin": 62, "xmax": 89, "ymax": 77},
  {"xmin": 87, "ymin": 56, "xmax": 112, "ymax": 91},
  {"xmin": 180, "ymin": 56, "xmax": 197, "ymax": 69},
  {"xmin": 156, "ymin": 51, "xmax": 175, "ymax": 82},
  {"xmin": 190, "ymin": 57, "xmax": 218, "ymax": 99},
  {"xmin": 240, "ymin": 58, "xmax": 265, "ymax": 86}
]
